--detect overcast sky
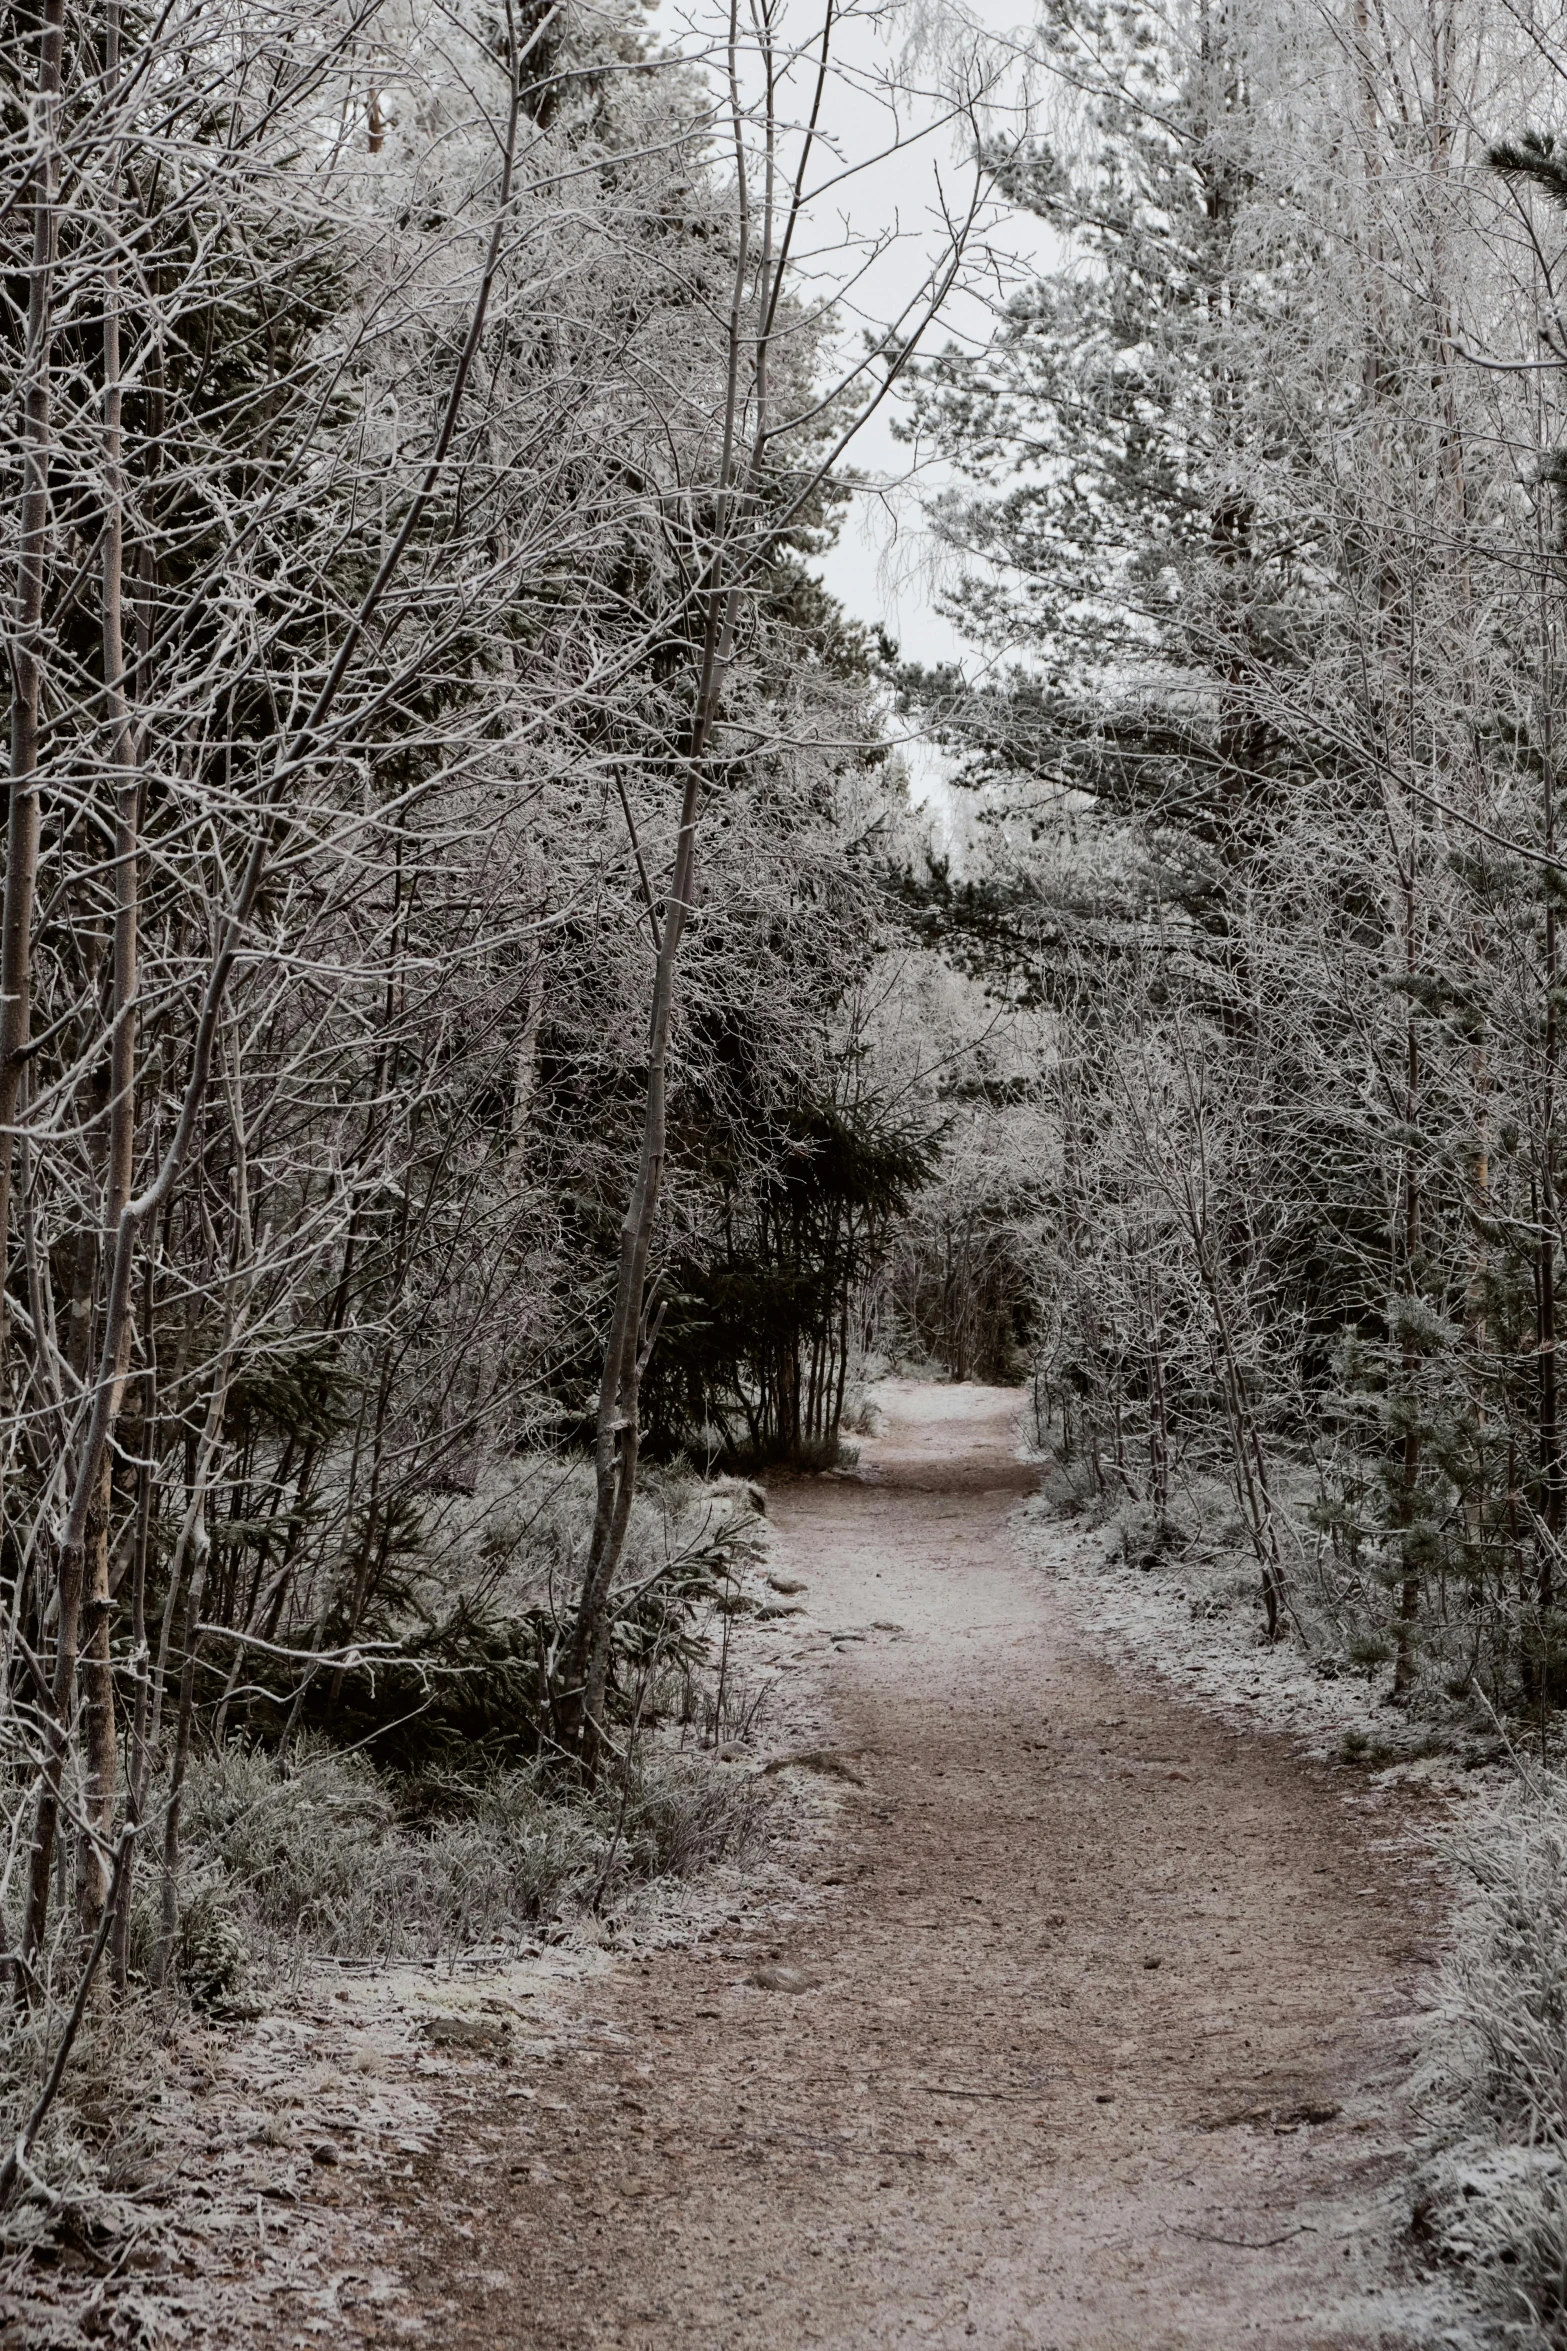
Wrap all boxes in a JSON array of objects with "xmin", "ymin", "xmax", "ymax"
[{"xmin": 649, "ymin": 0, "xmax": 1052, "ymax": 669}]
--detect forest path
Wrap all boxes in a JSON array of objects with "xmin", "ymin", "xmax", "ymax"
[{"xmin": 403, "ymin": 1382, "xmax": 1460, "ymax": 2349}]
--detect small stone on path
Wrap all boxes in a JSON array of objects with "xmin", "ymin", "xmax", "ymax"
[{"xmin": 751, "ymin": 1966, "xmax": 818, "ymax": 1994}]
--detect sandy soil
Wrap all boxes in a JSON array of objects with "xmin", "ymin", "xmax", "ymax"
[{"xmin": 376, "ymin": 1380, "xmax": 1472, "ymax": 2350}]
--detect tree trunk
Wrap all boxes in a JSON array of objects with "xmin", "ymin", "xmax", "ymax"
[
  {"xmin": 563, "ymin": 618, "xmax": 728, "ymax": 1767},
  {"xmin": 82, "ymin": 0, "xmax": 141, "ymax": 1940},
  {"xmin": 1538, "ymin": 724, "xmax": 1561, "ymax": 1654},
  {"xmin": 0, "ymin": 0, "xmax": 66, "ymax": 1382}
]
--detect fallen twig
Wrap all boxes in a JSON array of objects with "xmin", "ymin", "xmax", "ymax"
[
  {"xmin": 920, "ymin": 2085, "xmax": 1054, "ymax": 2103},
  {"xmin": 1171, "ymin": 2222, "xmax": 1317, "ymax": 2250}
]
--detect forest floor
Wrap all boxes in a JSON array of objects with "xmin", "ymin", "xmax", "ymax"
[
  {"xmin": 8, "ymin": 1382, "xmax": 1481, "ymax": 2349},
  {"xmin": 368, "ymin": 1381, "xmax": 1473, "ymax": 2349}
]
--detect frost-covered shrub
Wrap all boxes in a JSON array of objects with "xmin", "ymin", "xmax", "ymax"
[
  {"xmin": 1039, "ymin": 1451, "xmax": 1110, "ymax": 1519},
  {"xmin": 1421, "ymin": 1776, "xmax": 1567, "ymax": 2341},
  {"xmin": 614, "ymin": 1757, "xmax": 768, "ymax": 1884},
  {"xmin": 180, "ymin": 1740, "xmax": 767, "ymax": 1964},
  {"xmin": 1108, "ymin": 1499, "xmax": 1182, "ymax": 1570},
  {"xmin": 259, "ymin": 1459, "xmax": 768, "ymax": 1774},
  {"xmin": 0, "ymin": 1987, "xmax": 166, "ymax": 2244}
]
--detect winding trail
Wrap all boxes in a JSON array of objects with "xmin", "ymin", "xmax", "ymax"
[{"xmin": 403, "ymin": 1382, "xmax": 1461, "ymax": 2348}]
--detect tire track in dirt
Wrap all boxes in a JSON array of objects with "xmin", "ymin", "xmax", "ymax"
[{"xmin": 388, "ymin": 1382, "xmax": 1468, "ymax": 2349}]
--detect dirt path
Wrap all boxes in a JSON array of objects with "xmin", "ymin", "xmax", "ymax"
[{"xmin": 396, "ymin": 1382, "xmax": 1465, "ymax": 2349}]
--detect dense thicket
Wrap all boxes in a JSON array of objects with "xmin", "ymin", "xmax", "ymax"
[
  {"xmin": 898, "ymin": 0, "xmax": 1567, "ymax": 1708},
  {"xmin": 0, "ymin": 0, "xmax": 969, "ymax": 2037}
]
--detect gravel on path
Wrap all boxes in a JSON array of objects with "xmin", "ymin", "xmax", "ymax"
[{"xmin": 384, "ymin": 1380, "xmax": 1472, "ymax": 2350}]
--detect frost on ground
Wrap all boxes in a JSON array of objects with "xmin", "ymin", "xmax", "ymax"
[
  {"xmin": 0, "ymin": 1941, "xmax": 656, "ymax": 2349},
  {"xmin": 0, "ymin": 1498, "xmax": 836, "ymax": 2351},
  {"xmin": 0, "ymin": 1835, "xmax": 796, "ymax": 2351},
  {"xmin": 1020, "ymin": 1499, "xmax": 1498, "ymax": 1786}
]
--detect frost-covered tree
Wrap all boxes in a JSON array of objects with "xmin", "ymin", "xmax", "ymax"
[
  {"xmin": 0, "ymin": 0, "xmax": 985, "ymax": 2031},
  {"xmin": 893, "ymin": 0, "xmax": 1567, "ymax": 1705}
]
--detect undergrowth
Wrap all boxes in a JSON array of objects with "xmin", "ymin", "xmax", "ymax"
[
  {"xmin": 175, "ymin": 1739, "xmax": 767, "ymax": 1975},
  {"xmin": 0, "ymin": 1456, "xmax": 779, "ymax": 2275},
  {"xmin": 1032, "ymin": 1434, "xmax": 1514, "ymax": 1753},
  {"xmin": 0, "ymin": 1737, "xmax": 767, "ymax": 2284},
  {"xmin": 1418, "ymin": 1774, "xmax": 1567, "ymax": 2345}
]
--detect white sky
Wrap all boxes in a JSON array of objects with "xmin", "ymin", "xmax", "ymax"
[
  {"xmin": 646, "ymin": 0, "xmax": 1054, "ymax": 847},
  {"xmin": 648, "ymin": 0, "xmax": 1053, "ymax": 668}
]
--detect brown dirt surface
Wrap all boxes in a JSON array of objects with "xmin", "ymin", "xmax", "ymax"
[{"xmin": 373, "ymin": 1381, "xmax": 1472, "ymax": 2349}]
